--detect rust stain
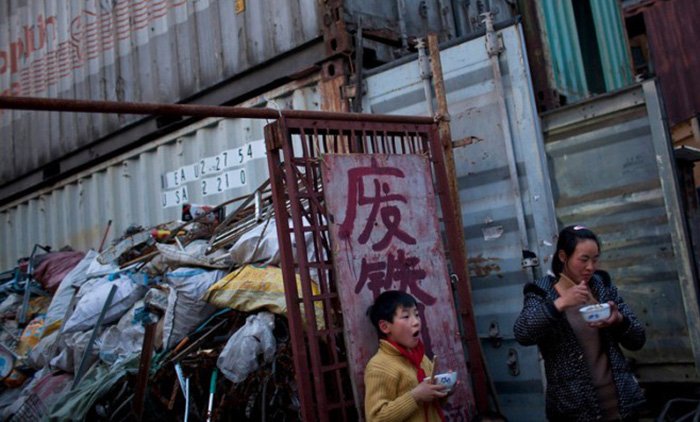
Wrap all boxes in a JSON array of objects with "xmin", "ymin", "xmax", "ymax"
[{"xmin": 468, "ymin": 255, "xmax": 501, "ymax": 277}]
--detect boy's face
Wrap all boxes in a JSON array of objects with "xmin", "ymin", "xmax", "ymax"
[{"xmin": 379, "ymin": 305, "xmax": 421, "ymax": 349}]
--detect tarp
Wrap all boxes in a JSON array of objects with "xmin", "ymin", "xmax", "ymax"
[{"xmin": 45, "ymin": 357, "xmax": 138, "ymax": 421}]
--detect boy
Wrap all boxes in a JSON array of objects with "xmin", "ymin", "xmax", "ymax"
[{"xmin": 364, "ymin": 290, "xmax": 447, "ymax": 422}]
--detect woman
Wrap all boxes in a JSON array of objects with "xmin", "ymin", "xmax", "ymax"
[{"xmin": 513, "ymin": 225, "xmax": 646, "ymax": 421}]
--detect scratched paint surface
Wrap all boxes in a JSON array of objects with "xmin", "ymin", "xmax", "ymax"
[{"xmin": 322, "ymin": 154, "xmax": 473, "ymax": 420}]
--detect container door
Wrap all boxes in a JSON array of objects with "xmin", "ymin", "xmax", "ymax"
[
  {"xmin": 364, "ymin": 23, "xmax": 558, "ymax": 420},
  {"xmin": 542, "ymin": 81, "xmax": 700, "ymax": 383}
]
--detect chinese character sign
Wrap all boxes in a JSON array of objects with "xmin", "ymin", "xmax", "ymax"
[{"xmin": 322, "ymin": 154, "xmax": 473, "ymax": 420}]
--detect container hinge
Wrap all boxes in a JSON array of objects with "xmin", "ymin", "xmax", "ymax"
[
  {"xmin": 507, "ymin": 348, "xmax": 520, "ymax": 376},
  {"xmin": 521, "ymin": 250, "xmax": 539, "ymax": 269},
  {"xmin": 341, "ymin": 81, "xmax": 365, "ymax": 101},
  {"xmin": 488, "ymin": 321, "xmax": 502, "ymax": 348},
  {"xmin": 482, "ymin": 12, "xmax": 504, "ymax": 57}
]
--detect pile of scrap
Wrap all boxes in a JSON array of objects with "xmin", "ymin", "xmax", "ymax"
[{"xmin": 0, "ymin": 181, "xmax": 308, "ymax": 421}]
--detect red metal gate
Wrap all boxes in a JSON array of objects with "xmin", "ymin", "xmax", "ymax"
[{"xmin": 265, "ymin": 116, "xmax": 481, "ymax": 421}]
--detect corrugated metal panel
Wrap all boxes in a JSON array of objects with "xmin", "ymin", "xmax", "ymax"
[
  {"xmin": 590, "ymin": 1, "xmax": 634, "ymax": 91},
  {"xmin": 0, "ymin": 0, "xmax": 322, "ymax": 183},
  {"xmin": 0, "ymin": 0, "xmax": 488, "ymax": 186},
  {"xmin": 450, "ymin": 0, "xmax": 517, "ymax": 37},
  {"xmin": 539, "ymin": 0, "xmax": 588, "ymax": 100},
  {"xmin": 542, "ymin": 82, "xmax": 700, "ymax": 382},
  {"xmin": 0, "ymin": 75, "xmax": 322, "ymax": 270},
  {"xmin": 364, "ymin": 24, "xmax": 558, "ymax": 420},
  {"xmin": 538, "ymin": 0, "xmax": 633, "ymax": 102},
  {"xmin": 628, "ymin": 0, "xmax": 700, "ymax": 126}
]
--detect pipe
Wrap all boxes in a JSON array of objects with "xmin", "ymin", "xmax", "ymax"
[
  {"xmin": 396, "ymin": 0, "xmax": 409, "ymax": 52},
  {"xmin": 483, "ymin": 12, "xmax": 529, "ymax": 251},
  {"xmin": 428, "ymin": 32, "xmax": 491, "ymax": 415},
  {"xmin": 416, "ymin": 38, "xmax": 435, "ymax": 116},
  {"xmin": 0, "ymin": 96, "xmax": 435, "ymax": 124}
]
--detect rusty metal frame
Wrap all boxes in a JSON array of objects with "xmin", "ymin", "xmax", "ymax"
[{"xmin": 265, "ymin": 116, "xmax": 479, "ymax": 420}]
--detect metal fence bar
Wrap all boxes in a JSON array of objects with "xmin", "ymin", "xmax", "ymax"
[
  {"xmin": 266, "ymin": 115, "xmax": 478, "ymax": 419},
  {"xmin": 0, "ymin": 96, "xmax": 435, "ymax": 124}
]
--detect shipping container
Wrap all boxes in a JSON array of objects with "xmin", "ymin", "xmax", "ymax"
[
  {"xmin": 363, "ymin": 23, "xmax": 558, "ymax": 420},
  {"xmin": 0, "ymin": 72, "xmax": 323, "ymax": 270},
  {"xmin": 520, "ymin": 0, "xmax": 634, "ymax": 107},
  {"xmin": 3, "ymin": 19, "xmax": 697, "ymax": 419},
  {"xmin": 0, "ymin": 0, "xmax": 518, "ymax": 202},
  {"xmin": 363, "ymin": 22, "xmax": 700, "ymax": 417},
  {"xmin": 623, "ymin": 0, "xmax": 700, "ymax": 126},
  {"xmin": 542, "ymin": 81, "xmax": 700, "ymax": 383}
]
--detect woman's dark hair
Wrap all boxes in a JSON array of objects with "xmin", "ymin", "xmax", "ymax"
[
  {"xmin": 551, "ymin": 225, "xmax": 601, "ymax": 276},
  {"xmin": 367, "ymin": 290, "xmax": 418, "ymax": 337}
]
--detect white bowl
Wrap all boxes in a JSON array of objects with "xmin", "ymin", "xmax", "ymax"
[
  {"xmin": 433, "ymin": 372, "xmax": 457, "ymax": 391},
  {"xmin": 579, "ymin": 303, "xmax": 611, "ymax": 322}
]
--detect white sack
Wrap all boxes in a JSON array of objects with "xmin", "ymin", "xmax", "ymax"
[
  {"xmin": 49, "ymin": 330, "xmax": 95, "ymax": 373},
  {"xmin": 97, "ymin": 300, "xmax": 146, "ymax": 365},
  {"xmin": 162, "ymin": 268, "xmax": 223, "ymax": 350},
  {"xmin": 45, "ymin": 250, "xmax": 99, "ymax": 329},
  {"xmin": 62, "ymin": 273, "xmax": 147, "ymax": 333}
]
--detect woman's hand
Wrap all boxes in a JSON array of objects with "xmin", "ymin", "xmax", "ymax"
[
  {"xmin": 411, "ymin": 379, "xmax": 448, "ymax": 403},
  {"xmin": 554, "ymin": 283, "xmax": 591, "ymax": 311},
  {"xmin": 589, "ymin": 301, "xmax": 624, "ymax": 329}
]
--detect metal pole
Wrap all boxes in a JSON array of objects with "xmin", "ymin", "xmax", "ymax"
[
  {"xmin": 416, "ymin": 38, "xmax": 435, "ymax": 117},
  {"xmin": 0, "ymin": 96, "xmax": 434, "ymax": 124},
  {"xmin": 133, "ymin": 319, "xmax": 158, "ymax": 421},
  {"xmin": 72, "ymin": 284, "xmax": 117, "ymax": 390},
  {"xmin": 483, "ymin": 13, "xmax": 529, "ymax": 251},
  {"xmin": 427, "ymin": 32, "xmax": 491, "ymax": 414}
]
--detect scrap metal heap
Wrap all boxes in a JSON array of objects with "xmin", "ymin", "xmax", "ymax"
[{"xmin": 0, "ymin": 180, "xmax": 319, "ymax": 421}]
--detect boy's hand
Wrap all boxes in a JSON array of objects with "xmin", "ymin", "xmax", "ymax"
[{"xmin": 411, "ymin": 379, "xmax": 448, "ymax": 403}]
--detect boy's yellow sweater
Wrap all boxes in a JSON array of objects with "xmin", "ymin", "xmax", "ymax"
[{"xmin": 364, "ymin": 339, "xmax": 441, "ymax": 422}]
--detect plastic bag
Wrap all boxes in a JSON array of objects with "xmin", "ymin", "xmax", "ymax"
[
  {"xmin": 62, "ymin": 273, "xmax": 147, "ymax": 334},
  {"xmin": 217, "ymin": 312, "xmax": 276, "ymax": 384},
  {"xmin": 162, "ymin": 268, "xmax": 223, "ymax": 350}
]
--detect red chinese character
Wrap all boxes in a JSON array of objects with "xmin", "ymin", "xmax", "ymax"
[
  {"xmin": 354, "ymin": 249, "xmax": 435, "ymax": 306},
  {"xmin": 339, "ymin": 165, "xmax": 416, "ymax": 251}
]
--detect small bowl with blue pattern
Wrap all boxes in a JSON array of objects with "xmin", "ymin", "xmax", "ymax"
[
  {"xmin": 579, "ymin": 303, "xmax": 611, "ymax": 322},
  {"xmin": 433, "ymin": 372, "xmax": 457, "ymax": 392}
]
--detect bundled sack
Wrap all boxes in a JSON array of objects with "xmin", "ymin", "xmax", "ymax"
[
  {"xmin": 33, "ymin": 251, "xmax": 86, "ymax": 293},
  {"xmin": 228, "ymin": 217, "xmax": 318, "ymax": 266},
  {"xmin": 162, "ymin": 268, "xmax": 224, "ymax": 350},
  {"xmin": 50, "ymin": 330, "xmax": 95, "ymax": 373},
  {"xmin": 84, "ymin": 253, "xmax": 120, "ymax": 279},
  {"xmin": 44, "ymin": 250, "xmax": 98, "ymax": 334},
  {"xmin": 156, "ymin": 240, "xmax": 231, "ymax": 269},
  {"xmin": 62, "ymin": 273, "xmax": 147, "ymax": 333},
  {"xmin": 217, "ymin": 312, "xmax": 276, "ymax": 384},
  {"xmin": 16, "ymin": 315, "xmax": 45, "ymax": 357},
  {"xmin": 97, "ymin": 300, "xmax": 146, "ymax": 365},
  {"xmin": 0, "ymin": 295, "xmax": 22, "ymax": 318},
  {"xmin": 203, "ymin": 265, "xmax": 324, "ymax": 328},
  {"xmin": 28, "ymin": 330, "xmax": 59, "ymax": 369},
  {"xmin": 228, "ymin": 219, "xmax": 284, "ymax": 265}
]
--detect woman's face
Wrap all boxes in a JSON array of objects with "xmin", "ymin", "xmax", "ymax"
[{"xmin": 559, "ymin": 239, "xmax": 599, "ymax": 284}]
